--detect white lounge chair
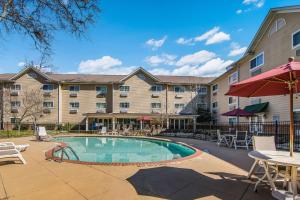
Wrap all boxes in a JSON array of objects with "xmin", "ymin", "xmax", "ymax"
[
  {"xmin": 100, "ymin": 127, "xmax": 107, "ymax": 135},
  {"xmin": 216, "ymin": 130, "xmax": 229, "ymax": 147},
  {"xmin": 0, "ymin": 142, "xmax": 29, "ymax": 152},
  {"xmin": 0, "ymin": 148, "xmax": 26, "ymax": 164},
  {"xmin": 36, "ymin": 126, "xmax": 52, "ymax": 141}
]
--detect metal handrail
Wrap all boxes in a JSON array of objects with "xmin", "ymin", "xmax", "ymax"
[{"xmin": 54, "ymin": 144, "xmax": 80, "ymax": 162}]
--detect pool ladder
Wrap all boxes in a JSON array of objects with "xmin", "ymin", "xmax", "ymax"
[{"xmin": 53, "ymin": 144, "xmax": 80, "ymax": 162}]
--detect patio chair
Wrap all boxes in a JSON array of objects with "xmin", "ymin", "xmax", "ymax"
[
  {"xmin": 232, "ymin": 131, "xmax": 248, "ymax": 150},
  {"xmin": 0, "ymin": 146, "xmax": 26, "ymax": 164},
  {"xmin": 216, "ymin": 130, "xmax": 229, "ymax": 147},
  {"xmin": 36, "ymin": 126, "xmax": 52, "ymax": 141},
  {"xmin": 0, "ymin": 142, "xmax": 29, "ymax": 152},
  {"xmin": 100, "ymin": 126, "xmax": 107, "ymax": 135}
]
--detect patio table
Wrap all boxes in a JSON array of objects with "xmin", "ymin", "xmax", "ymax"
[{"xmin": 248, "ymin": 150, "xmax": 300, "ymax": 199}]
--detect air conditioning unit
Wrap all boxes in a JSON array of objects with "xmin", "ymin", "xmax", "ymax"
[
  {"xmin": 152, "ymin": 109, "xmax": 161, "ymax": 114},
  {"xmin": 120, "ymin": 108, "xmax": 128, "ymax": 113},
  {"xmin": 96, "ymin": 108, "xmax": 106, "ymax": 113},
  {"xmin": 69, "ymin": 92, "xmax": 78, "ymax": 97},
  {"xmin": 152, "ymin": 93, "xmax": 160, "ymax": 98},
  {"xmin": 43, "ymin": 108, "xmax": 51, "ymax": 113},
  {"xmin": 175, "ymin": 94, "xmax": 183, "ymax": 98},
  {"xmin": 43, "ymin": 91, "xmax": 52, "ymax": 97},
  {"xmin": 120, "ymin": 92, "xmax": 128, "ymax": 97},
  {"xmin": 69, "ymin": 109, "xmax": 78, "ymax": 114},
  {"xmin": 11, "ymin": 108, "xmax": 19, "ymax": 113},
  {"xmin": 10, "ymin": 91, "xmax": 19, "ymax": 96}
]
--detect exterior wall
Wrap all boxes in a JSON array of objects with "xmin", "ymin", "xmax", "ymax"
[
  {"xmin": 2, "ymin": 70, "xmax": 59, "ymax": 124},
  {"xmin": 61, "ymin": 84, "xmax": 113, "ymax": 123},
  {"xmin": 211, "ymin": 12, "xmax": 300, "ymax": 122}
]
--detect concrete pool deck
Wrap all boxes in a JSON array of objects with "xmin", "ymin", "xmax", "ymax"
[{"xmin": 0, "ymin": 136, "xmax": 274, "ymax": 200}]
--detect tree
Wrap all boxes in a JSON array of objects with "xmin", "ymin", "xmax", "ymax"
[{"xmin": 0, "ymin": 0, "xmax": 100, "ymax": 55}]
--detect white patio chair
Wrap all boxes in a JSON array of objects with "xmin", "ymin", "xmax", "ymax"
[
  {"xmin": 100, "ymin": 126, "xmax": 107, "ymax": 135},
  {"xmin": 232, "ymin": 131, "xmax": 248, "ymax": 150},
  {"xmin": 36, "ymin": 126, "xmax": 52, "ymax": 141},
  {"xmin": 216, "ymin": 130, "xmax": 229, "ymax": 147},
  {"xmin": 0, "ymin": 142, "xmax": 29, "ymax": 152},
  {"xmin": 0, "ymin": 147, "xmax": 26, "ymax": 164}
]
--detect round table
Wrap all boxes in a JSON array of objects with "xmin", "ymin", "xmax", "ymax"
[{"xmin": 248, "ymin": 150, "xmax": 300, "ymax": 199}]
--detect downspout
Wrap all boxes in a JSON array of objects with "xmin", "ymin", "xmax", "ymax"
[{"xmin": 237, "ymin": 65, "xmax": 240, "ymax": 123}]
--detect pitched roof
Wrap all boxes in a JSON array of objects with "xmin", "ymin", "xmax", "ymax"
[{"xmin": 0, "ymin": 73, "xmax": 14, "ymax": 81}]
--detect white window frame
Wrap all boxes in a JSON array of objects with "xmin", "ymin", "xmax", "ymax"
[
  {"xmin": 96, "ymin": 86, "xmax": 107, "ymax": 94},
  {"xmin": 69, "ymin": 102, "xmax": 80, "ymax": 109},
  {"xmin": 272, "ymin": 115, "xmax": 280, "ymax": 123},
  {"xmin": 96, "ymin": 102, "xmax": 107, "ymax": 109},
  {"xmin": 269, "ymin": 18, "xmax": 286, "ymax": 37},
  {"xmin": 120, "ymin": 102, "xmax": 130, "ymax": 108},
  {"xmin": 43, "ymin": 101, "xmax": 54, "ymax": 108},
  {"xmin": 198, "ymin": 86, "xmax": 207, "ymax": 95},
  {"xmin": 228, "ymin": 96, "xmax": 237, "ymax": 106},
  {"xmin": 249, "ymin": 52, "xmax": 264, "ymax": 72},
  {"xmin": 119, "ymin": 85, "xmax": 130, "ymax": 92},
  {"xmin": 228, "ymin": 117, "xmax": 237, "ymax": 124},
  {"xmin": 11, "ymin": 101, "xmax": 21, "ymax": 108},
  {"xmin": 174, "ymin": 86, "xmax": 185, "ymax": 93},
  {"xmin": 43, "ymin": 84, "xmax": 54, "ymax": 91},
  {"xmin": 11, "ymin": 84, "xmax": 21, "ymax": 91},
  {"xmin": 69, "ymin": 85, "xmax": 80, "ymax": 93},
  {"xmin": 197, "ymin": 103, "xmax": 207, "ymax": 110},
  {"xmin": 228, "ymin": 71, "xmax": 238, "ymax": 85},
  {"xmin": 174, "ymin": 103, "xmax": 185, "ymax": 109},
  {"xmin": 292, "ymin": 29, "xmax": 300, "ymax": 49},
  {"xmin": 151, "ymin": 102, "xmax": 161, "ymax": 109},
  {"xmin": 212, "ymin": 84, "xmax": 218, "ymax": 93},
  {"xmin": 212, "ymin": 101, "xmax": 218, "ymax": 110},
  {"xmin": 10, "ymin": 117, "xmax": 21, "ymax": 123},
  {"xmin": 151, "ymin": 85, "xmax": 163, "ymax": 92}
]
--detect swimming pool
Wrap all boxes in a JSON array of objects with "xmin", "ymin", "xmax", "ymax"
[{"xmin": 49, "ymin": 136, "xmax": 199, "ymax": 165}]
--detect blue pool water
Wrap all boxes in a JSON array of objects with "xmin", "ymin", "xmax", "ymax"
[{"xmin": 53, "ymin": 137, "xmax": 196, "ymax": 163}]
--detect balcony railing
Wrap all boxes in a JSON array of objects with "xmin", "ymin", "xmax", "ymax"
[
  {"xmin": 96, "ymin": 108, "xmax": 106, "ymax": 113},
  {"xmin": 120, "ymin": 108, "xmax": 128, "ymax": 113},
  {"xmin": 120, "ymin": 92, "xmax": 128, "ymax": 97},
  {"xmin": 10, "ymin": 91, "xmax": 19, "ymax": 96},
  {"xmin": 69, "ymin": 92, "xmax": 78, "ymax": 97}
]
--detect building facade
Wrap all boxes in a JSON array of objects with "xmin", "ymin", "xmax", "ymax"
[
  {"xmin": 0, "ymin": 67, "xmax": 212, "ymax": 131},
  {"xmin": 210, "ymin": 6, "xmax": 300, "ymax": 125}
]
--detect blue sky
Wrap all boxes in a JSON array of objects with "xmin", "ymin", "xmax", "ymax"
[{"xmin": 0, "ymin": 0, "xmax": 299, "ymax": 76}]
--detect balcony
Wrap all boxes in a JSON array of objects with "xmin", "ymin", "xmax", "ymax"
[
  {"xmin": 175, "ymin": 94, "xmax": 183, "ymax": 98},
  {"xmin": 43, "ymin": 108, "xmax": 51, "ymax": 114},
  {"xmin": 120, "ymin": 92, "xmax": 128, "ymax": 97},
  {"xmin": 69, "ymin": 92, "xmax": 78, "ymax": 97},
  {"xmin": 152, "ymin": 93, "xmax": 160, "ymax": 98},
  {"xmin": 69, "ymin": 109, "xmax": 78, "ymax": 114},
  {"xmin": 11, "ymin": 107, "xmax": 19, "ymax": 113},
  {"xmin": 152, "ymin": 109, "xmax": 161, "ymax": 114},
  {"xmin": 10, "ymin": 91, "xmax": 19, "ymax": 96},
  {"xmin": 120, "ymin": 108, "xmax": 128, "ymax": 113},
  {"xmin": 96, "ymin": 91, "xmax": 106, "ymax": 98},
  {"xmin": 96, "ymin": 108, "xmax": 106, "ymax": 113},
  {"xmin": 43, "ymin": 91, "xmax": 52, "ymax": 97}
]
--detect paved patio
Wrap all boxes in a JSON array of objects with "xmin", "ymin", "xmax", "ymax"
[{"xmin": 0, "ymin": 136, "xmax": 274, "ymax": 200}]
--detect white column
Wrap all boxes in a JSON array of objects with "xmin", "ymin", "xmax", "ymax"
[
  {"xmin": 58, "ymin": 84, "xmax": 62, "ymax": 124},
  {"xmin": 140, "ymin": 120, "xmax": 143, "ymax": 130},
  {"xmin": 193, "ymin": 116, "xmax": 196, "ymax": 133},
  {"xmin": 166, "ymin": 118, "xmax": 170, "ymax": 129},
  {"xmin": 112, "ymin": 117, "xmax": 116, "ymax": 131},
  {"xmin": 85, "ymin": 117, "xmax": 89, "ymax": 131},
  {"xmin": 178, "ymin": 119, "xmax": 181, "ymax": 130}
]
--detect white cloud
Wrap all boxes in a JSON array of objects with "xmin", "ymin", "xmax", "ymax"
[
  {"xmin": 243, "ymin": 0, "xmax": 264, "ymax": 8},
  {"xmin": 205, "ymin": 32, "xmax": 230, "ymax": 45},
  {"xmin": 78, "ymin": 56, "xmax": 135, "ymax": 74},
  {"xmin": 176, "ymin": 37, "xmax": 195, "ymax": 45},
  {"xmin": 145, "ymin": 36, "xmax": 167, "ymax": 50},
  {"xmin": 145, "ymin": 54, "xmax": 177, "ymax": 66},
  {"xmin": 228, "ymin": 42, "xmax": 247, "ymax": 57},
  {"xmin": 236, "ymin": 9, "xmax": 243, "ymax": 14},
  {"xmin": 176, "ymin": 50, "xmax": 216, "ymax": 66},
  {"xmin": 17, "ymin": 62, "xmax": 26, "ymax": 67},
  {"xmin": 194, "ymin": 27, "xmax": 220, "ymax": 42}
]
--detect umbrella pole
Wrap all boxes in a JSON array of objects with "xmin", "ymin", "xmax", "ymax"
[{"xmin": 290, "ymin": 88, "xmax": 294, "ymax": 157}]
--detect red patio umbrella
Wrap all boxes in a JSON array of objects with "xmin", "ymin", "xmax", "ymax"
[
  {"xmin": 137, "ymin": 116, "xmax": 152, "ymax": 121},
  {"xmin": 222, "ymin": 108, "xmax": 254, "ymax": 117},
  {"xmin": 226, "ymin": 59, "xmax": 300, "ymax": 156}
]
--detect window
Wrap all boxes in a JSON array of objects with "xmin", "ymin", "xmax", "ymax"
[
  {"xmin": 96, "ymin": 103, "xmax": 107, "ymax": 109},
  {"xmin": 212, "ymin": 102, "xmax": 218, "ymax": 109},
  {"xmin": 151, "ymin": 103, "xmax": 161, "ymax": 109},
  {"xmin": 151, "ymin": 85, "xmax": 163, "ymax": 92},
  {"xmin": 43, "ymin": 101, "xmax": 54, "ymax": 108},
  {"xmin": 120, "ymin": 102, "xmax": 130, "ymax": 108},
  {"xmin": 43, "ymin": 84, "xmax": 54, "ymax": 91},
  {"xmin": 11, "ymin": 84, "xmax": 21, "ymax": 91},
  {"xmin": 197, "ymin": 103, "xmax": 207, "ymax": 110},
  {"xmin": 96, "ymin": 86, "xmax": 107, "ymax": 94},
  {"xmin": 174, "ymin": 86, "xmax": 185, "ymax": 93},
  {"xmin": 250, "ymin": 98, "xmax": 261, "ymax": 105},
  {"xmin": 212, "ymin": 84, "xmax": 218, "ymax": 93},
  {"xmin": 10, "ymin": 118, "xmax": 20, "ymax": 123},
  {"xmin": 250, "ymin": 52, "xmax": 264, "ymax": 71},
  {"xmin": 272, "ymin": 115, "xmax": 280, "ymax": 122},
  {"xmin": 228, "ymin": 71, "xmax": 238, "ymax": 85},
  {"xmin": 251, "ymin": 68, "xmax": 262, "ymax": 77},
  {"xmin": 228, "ymin": 117, "xmax": 237, "ymax": 124},
  {"xmin": 175, "ymin": 103, "xmax": 185, "ymax": 109},
  {"xmin": 292, "ymin": 29, "xmax": 300, "ymax": 49},
  {"xmin": 69, "ymin": 102, "xmax": 80, "ymax": 109},
  {"xmin": 197, "ymin": 86, "xmax": 207, "ymax": 95},
  {"xmin": 269, "ymin": 18, "xmax": 286, "ymax": 37},
  {"xmin": 11, "ymin": 101, "xmax": 21, "ymax": 108},
  {"xmin": 69, "ymin": 85, "xmax": 80, "ymax": 93},
  {"xmin": 119, "ymin": 85, "xmax": 130, "ymax": 92},
  {"xmin": 228, "ymin": 97, "xmax": 237, "ymax": 105}
]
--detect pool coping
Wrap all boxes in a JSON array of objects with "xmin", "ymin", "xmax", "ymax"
[{"xmin": 45, "ymin": 135, "xmax": 202, "ymax": 166}]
